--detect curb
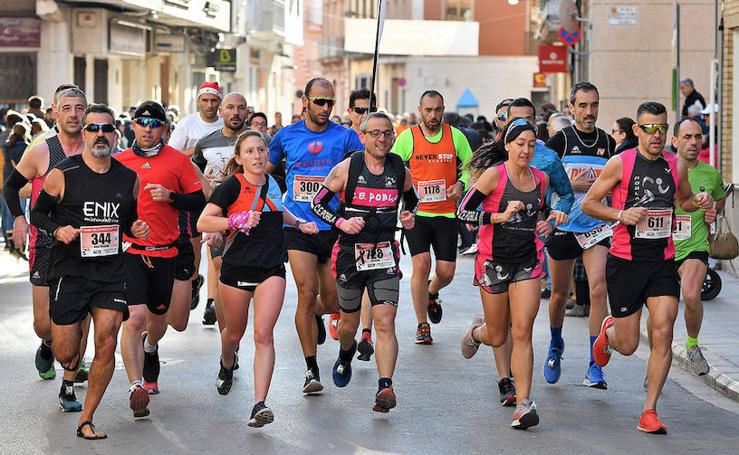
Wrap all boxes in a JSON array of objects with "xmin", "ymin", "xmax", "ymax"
[{"xmin": 639, "ymin": 327, "xmax": 739, "ymax": 402}]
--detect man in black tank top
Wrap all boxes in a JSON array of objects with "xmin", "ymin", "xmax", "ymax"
[
  {"xmin": 311, "ymin": 112, "xmax": 418, "ymax": 413},
  {"xmin": 30, "ymin": 104, "xmax": 149, "ymax": 440}
]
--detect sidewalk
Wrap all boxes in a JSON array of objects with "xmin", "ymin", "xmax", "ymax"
[
  {"xmin": 0, "ymin": 247, "xmax": 29, "ymax": 281},
  {"xmin": 640, "ymin": 267, "xmax": 739, "ymax": 401}
]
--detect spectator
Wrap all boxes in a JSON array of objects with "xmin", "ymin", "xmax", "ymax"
[
  {"xmin": 30, "ymin": 117, "xmax": 48, "ymax": 139},
  {"xmin": 548, "ymin": 115, "xmax": 571, "ymax": 139},
  {"xmin": 680, "ymin": 78, "xmax": 707, "ymax": 118},
  {"xmin": 270, "ymin": 111, "xmax": 283, "ymax": 134},
  {"xmin": 1, "ymin": 115, "xmax": 31, "ymax": 247},
  {"xmin": 611, "ymin": 117, "xmax": 637, "ymax": 154},
  {"xmin": 291, "ymin": 113, "xmax": 302, "ymax": 124},
  {"xmin": 124, "ymin": 105, "xmax": 137, "ymax": 145},
  {"xmin": 27, "ymin": 95, "xmax": 45, "ymax": 119},
  {"xmin": 43, "ymin": 107, "xmax": 54, "ymax": 128}
]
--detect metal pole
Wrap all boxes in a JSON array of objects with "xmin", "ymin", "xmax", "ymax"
[
  {"xmin": 369, "ymin": 0, "xmax": 383, "ymax": 109},
  {"xmin": 673, "ymin": 1, "xmax": 681, "ymax": 121}
]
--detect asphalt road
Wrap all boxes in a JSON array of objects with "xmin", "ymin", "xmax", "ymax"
[{"xmin": 1, "ymin": 252, "xmax": 738, "ymax": 454}]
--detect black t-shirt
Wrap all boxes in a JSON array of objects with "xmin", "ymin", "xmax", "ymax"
[{"xmin": 546, "ymin": 127, "xmax": 616, "ymax": 159}]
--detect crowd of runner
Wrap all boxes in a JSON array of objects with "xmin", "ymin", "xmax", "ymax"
[{"xmin": 0, "ymin": 77, "xmax": 725, "ymax": 439}]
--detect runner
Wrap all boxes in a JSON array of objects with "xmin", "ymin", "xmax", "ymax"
[
  {"xmin": 168, "ymin": 82, "xmax": 224, "ymax": 316},
  {"xmin": 115, "ymin": 101, "xmax": 205, "ymax": 415},
  {"xmin": 192, "ymin": 92, "xmax": 249, "ymax": 328},
  {"xmin": 4, "ymin": 87, "xmax": 89, "ymax": 410},
  {"xmin": 391, "ymin": 90, "xmax": 472, "ymax": 344},
  {"xmin": 310, "ymin": 112, "xmax": 416, "ymax": 412},
  {"xmin": 267, "ymin": 78, "xmax": 363, "ymax": 394},
  {"xmin": 582, "ymin": 101, "xmax": 712, "ymax": 434},
  {"xmin": 458, "ymin": 119, "xmax": 567, "ymax": 429},
  {"xmin": 198, "ymin": 130, "xmax": 318, "ymax": 427},
  {"xmin": 29, "ymin": 103, "xmax": 148, "ymax": 439},
  {"xmin": 543, "ymin": 82, "xmax": 616, "ymax": 389},
  {"xmin": 671, "ymin": 117, "xmax": 725, "ymax": 375}
]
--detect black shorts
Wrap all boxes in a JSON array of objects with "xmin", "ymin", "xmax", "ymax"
[
  {"xmin": 220, "ymin": 263, "xmax": 286, "ymax": 292},
  {"xmin": 49, "ymin": 275, "xmax": 128, "ymax": 325},
  {"xmin": 285, "ymin": 228, "xmax": 338, "ymax": 264},
  {"xmin": 404, "ymin": 215, "xmax": 458, "ymax": 262},
  {"xmin": 209, "ymin": 234, "xmax": 225, "ymax": 259},
  {"xmin": 29, "ymin": 245, "xmax": 51, "ymax": 286},
  {"xmin": 546, "ymin": 229, "xmax": 611, "ymax": 261},
  {"xmin": 336, "ymin": 275, "xmax": 400, "ymax": 313},
  {"xmin": 474, "ymin": 250, "xmax": 546, "ymax": 295},
  {"xmin": 124, "ymin": 253, "xmax": 177, "ymax": 315},
  {"xmin": 606, "ymin": 255, "xmax": 680, "ymax": 318},
  {"xmin": 175, "ymin": 235, "xmax": 196, "ymax": 281},
  {"xmin": 675, "ymin": 251, "xmax": 709, "ymax": 271},
  {"xmin": 332, "ymin": 240, "xmax": 401, "ymax": 289}
]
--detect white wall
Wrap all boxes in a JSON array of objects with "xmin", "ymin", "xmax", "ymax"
[{"xmin": 36, "ymin": 12, "xmax": 73, "ymax": 101}]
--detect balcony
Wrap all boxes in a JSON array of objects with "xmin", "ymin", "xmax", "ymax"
[
  {"xmin": 246, "ymin": 0, "xmax": 286, "ymax": 40},
  {"xmin": 318, "ymin": 36, "xmax": 345, "ymax": 60}
]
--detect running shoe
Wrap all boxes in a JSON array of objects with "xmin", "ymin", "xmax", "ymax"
[
  {"xmin": 461, "ymin": 314, "xmax": 485, "ymax": 359},
  {"xmin": 128, "ymin": 384, "xmax": 150, "ymax": 418},
  {"xmin": 58, "ymin": 383, "xmax": 82, "ymax": 412},
  {"xmin": 583, "ymin": 364, "xmax": 608, "ymax": 390},
  {"xmin": 543, "ymin": 340, "xmax": 565, "ymax": 384},
  {"xmin": 637, "ymin": 409, "xmax": 668, "ymax": 434},
  {"xmin": 593, "ymin": 316, "xmax": 615, "ymax": 367},
  {"xmin": 461, "ymin": 244, "xmax": 478, "ymax": 256},
  {"xmin": 427, "ymin": 295, "xmax": 443, "ymax": 324},
  {"xmin": 357, "ymin": 332, "xmax": 374, "ymax": 361},
  {"xmin": 316, "ymin": 315, "xmax": 327, "ymax": 346},
  {"xmin": 248, "ymin": 401, "xmax": 274, "ymax": 428},
  {"xmin": 540, "ymin": 288, "xmax": 551, "ymax": 299},
  {"xmin": 565, "ymin": 298, "xmax": 576, "ymax": 310},
  {"xmin": 35, "ymin": 342, "xmax": 56, "ymax": 380},
  {"xmin": 687, "ymin": 345, "xmax": 710, "ymax": 376},
  {"xmin": 73, "ymin": 363, "xmax": 89, "ymax": 383},
  {"xmin": 511, "ymin": 399, "xmax": 539, "ymax": 430},
  {"xmin": 565, "ymin": 304, "xmax": 589, "ymax": 317},
  {"xmin": 233, "ymin": 351, "xmax": 240, "ymax": 371},
  {"xmin": 203, "ymin": 299, "xmax": 217, "ymax": 325},
  {"xmin": 302, "ymin": 369, "xmax": 323, "ymax": 395},
  {"xmin": 373, "ymin": 387, "xmax": 397, "ymax": 413},
  {"xmin": 415, "ymin": 323, "xmax": 433, "ymax": 345},
  {"xmin": 142, "ymin": 334, "xmax": 160, "ymax": 395},
  {"xmin": 332, "ymin": 341, "xmax": 357, "ymax": 388},
  {"xmin": 216, "ymin": 359, "xmax": 234, "ymax": 395},
  {"xmin": 498, "ymin": 378, "xmax": 516, "ymax": 407},
  {"xmin": 329, "ymin": 312, "xmax": 340, "ymax": 341},
  {"xmin": 191, "ymin": 274, "xmax": 204, "ymax": 310}
]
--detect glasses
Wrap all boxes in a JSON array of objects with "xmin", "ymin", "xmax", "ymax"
[
  {"xmin": 83, "ymin": 123, "xmax": 116, "ymax": 133},
  {"xmin": 307, "ymin": 96, "xmax": 335, "ymax": 107},
  {"xmin": 366, "ymin": 129, "xmax": 394, "ymax": 139},
  {"xmin": 638, "ymin": 123, "xmax": 669, "ymax": 135},
  {"xmin": 134, "ymin": 117, "xmax": 165, "ymax": 129},
  {"xmin": 497, "ymin": 112, "xmax": 508, "ymax": 122},
  {"xmin": 611, "ymin": 129, "xmax": 623, "ymax": 134}
]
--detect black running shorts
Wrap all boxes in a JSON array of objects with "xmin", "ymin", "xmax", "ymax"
[
  {"xmin": 675, "ymin": 251, "xmax": 709, "ymax": 271},
  {"xmin": 285, "ymin": 228, "xmax": 338, "ymax": 264},
  {"xmin": 29, "ymin": 244, "xmax": 51, "ymax": 286},
  {"xmin": 124, "ymin": 253, "xmax": 176, "ymax": 315},
  {"xmin": 546, "ymin": 229, "xmax": 610, "ymax": 261},
  {"xmin": 49, "ymin": 275, "xmax": 128, "ymax": 325},
  {"xmin": 404, "ymin": 215, "xmax": 458, "ymax": 262},
  {"xmin": 606, "ymin": 255, "xmax": 680, "ymax": 318},
  {"xmin": 220, "ymin": 263, "xmax": 286, "ymax": 292},
  {"xmin": 175, "ymin": 235, "xmax": 196, "ymax": 281}
]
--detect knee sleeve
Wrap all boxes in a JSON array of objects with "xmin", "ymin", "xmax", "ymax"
[
  {"xmin": 337, "ymin": 284, "xmax": 363, "ymax": 313},
  {"xmin": 367, "ymin": 277, "xmax": 400, "ymax": 308}
]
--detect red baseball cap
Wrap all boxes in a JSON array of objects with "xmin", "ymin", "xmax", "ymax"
[{"xmin": 197, "ymin": 82, "xmax": 223, "ymax": 99}]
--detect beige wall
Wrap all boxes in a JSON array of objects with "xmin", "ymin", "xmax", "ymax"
[{"xmin": 589, "ymin": 0, "xmax": 716, "ymax": 130}]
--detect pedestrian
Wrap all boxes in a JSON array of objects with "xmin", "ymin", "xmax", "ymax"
[
  {"xmin": 611, "ymin": 117, "xmax": 637, "ymax": 154},
  {"xmin": 680, "ymin": 78, "xmax": 707, "ymax": 119},
  {"xmin": 270, "ymin": 111, "xmax": 283, "ymax": 135},
  {"xmin": 27, "ymin": 95, "xmax": 45, "ymax": 119}
]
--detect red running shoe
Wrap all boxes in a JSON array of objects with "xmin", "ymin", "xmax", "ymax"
[
  {"xmin": 637, "ymin": 409, "xmax": 668, "ymax": 434},
  {"xmin": 593, "ymin": 316, "xmax": 615, "ymax": 367},
  {"xmin": 129, "ymin": 384, "xmax": 150, "ymax": 418},
  {"xmin": 329, "ymin": 312, "xmax": 340, "ymax": 341},
  {"xmin": 372, "ymin": 387, "xmax": 397, "ymax": 413}
]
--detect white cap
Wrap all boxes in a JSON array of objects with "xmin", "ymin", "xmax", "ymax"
[{"xmin": 701, "ymin": 103, "xmax": 719, "ymax": 115}]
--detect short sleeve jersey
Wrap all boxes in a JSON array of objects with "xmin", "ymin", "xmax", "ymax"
[
  {"xmin": 192, "ymin": 129, "xmax": 237, "ymax": 180},
  {"xmin": 268, "ymin": 120, "xmax": 364, "ymax": 230},
  {"xmin": 674, "ymin": 161, "xmax": 724, "ymax": 260},
  {"xmin": 169, "ymin": 112, "xmax": 224, "ymax": 152},
  {"xmin": 115, "ymin": 145, "xmax": 202, "ymax": 257}
]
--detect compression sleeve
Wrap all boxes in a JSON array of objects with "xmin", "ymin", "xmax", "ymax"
[
  {"xmin": 402, "ymin": 187, "xmax": 419, "ymax": 213},
  {"xmin": 4, "ymin": 168, "xmax": 29, "ymax": 218},
  {"xmin": 29, "ymin": 190, "xmax": 60, "ymax": 236},
  {"xmin": 122, "ymin": 193, "xmax": 139, "ymax": 238},
  {"xmin": 169, "ymin": 190, "xmax": 206, "ymax": 212},
  {"xmin": 311, "ymin": 185, "xmax": 343, "ymax": 227},
  {"xmin": 457, "ymin": 188, "xmax": 492, "ymax": 226},
  {"xmin": 546, "ymin": 157, "xmax": 574, "ymax": 214}
]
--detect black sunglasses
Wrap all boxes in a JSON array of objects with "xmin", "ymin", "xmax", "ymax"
[
  {"xmin": 83, "ymin": 123, "xmax": 116, "ymax": 133},
  {"xmin": 307, "ymin": 96, "xmax": 335, "ymax": 107},
  {"xmin": 134, "ymin": 117, "xmax": 166, "ymax": 129}
]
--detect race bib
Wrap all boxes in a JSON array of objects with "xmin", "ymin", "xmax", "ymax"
[
  {"xmin": 293, "ymin": 175, "xmax": 324, "ymax": 202},
  {"xmin": 417, "ymin": 179, "xmax": 447, "ymax": 203},
  {"xmin": 635, "ymin": 209, "xmax": 673, "ymax": 239},
  {"xmin": 80, "ymin": 225, "xmax": 119, "ymax": 257},
  {"xmin": 575, "ymin": 224, "xmax": 613, "ymax": 249},
  {"xmin": 672, "ymin": 215, "xmax": 692, "ymax": 241},
  {"xmin": 354, "ymin": 241, "xmax": 394, "ymax": 271}
]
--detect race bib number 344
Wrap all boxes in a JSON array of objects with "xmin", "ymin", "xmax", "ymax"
[
  {"xmin": 80, "ymin": 225, "xmax": 119, "ymax": 257},
  {"xmin": 354, "ymin": 241, "xmax": 394, "ymax": 271},
  {"xmin": 635, "ymin": 209, "xmax": 673, "ymax": 239},
  {"xmin": 418, "ymin": 179, "xmax": 447, "ymax": 203},
  {"xmin": 293, "ymin": 175, "xmax": 324, "ymax": 202}
]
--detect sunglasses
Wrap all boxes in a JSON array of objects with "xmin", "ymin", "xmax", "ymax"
[
  {"xmin": 366, "ymin": 129, "xmax": 394, "ymax": 139},
  {"xmin": 497, "ymin": 112, "xmax": 508, "ymax": 122},
  {"xmin": 638, "ymin": 123, "xmax": 669, "ymax": 135},
  {"xmin": 83, "ymin": 123, "xmax": 116, "ymax": 133},
  {"xmin": 134, "ymin": 117, "xmax": 166, "ymax": 129},
  {"xmin": 611, "ymin": 129, "xmax": 623, "ymax": 134},
  {"xmin": 307, "ymin": 96, "xmax": 335, "ymax": 107}
]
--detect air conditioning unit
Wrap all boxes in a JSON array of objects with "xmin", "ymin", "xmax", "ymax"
[{"xmin": 72, "ymin": 9, "xmax": 108, "ymax": 54}]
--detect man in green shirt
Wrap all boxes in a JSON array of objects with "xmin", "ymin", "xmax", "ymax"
[
  {"xmin": 391, "ymin": 90, "xmax": 472, "ymax": 344},
  {"xmin": 672, "ymin": 118, "xmax": 725, "ymax": 376}
]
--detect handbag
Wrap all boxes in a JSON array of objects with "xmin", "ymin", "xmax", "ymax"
[{"xmin": 709, "ymin": 214, "xmax": 739, "ymax": 260}]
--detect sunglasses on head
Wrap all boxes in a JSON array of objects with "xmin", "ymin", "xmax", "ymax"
[
  {"xmin": 307, "ymin": 96, "xmax": 335, "ymax": 107},
  {"xmin": 638, "ymin": 123, "xmax": 669, "ymax": 135},
  {"xmin": 83, "ymin": 123, "xmax": 116, "ymax": 133},
  {"xmin": 497, "ymin": 112, "xmax": 508, "ymax": 122},
  {"xmin": 134, "ymin": 117, "xmax": 165, "ymax": 129}
]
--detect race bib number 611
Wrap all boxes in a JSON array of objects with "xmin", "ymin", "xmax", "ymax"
[{"xmin": 635, "ymin": 209, "xmax": 673, "ymax": 239}]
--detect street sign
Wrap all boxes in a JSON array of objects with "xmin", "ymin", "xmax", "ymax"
[
  {"xmin": 608, "ymin": 6, "xmax": 638, "ymax": 26},
  {"xmin": 558, "ymin": 26, "xmax": 581, "ymax": 46},
  {"xmin": 0, "ymin": 18, "xmax": 41, "ymax": 47},
  {"xmin": 208, "ymin": 48, "xmax": 237, "ymax": 72},
  {"xmin": 539, "ymin": 44, "xmax": 568, "ymax": 73},
  {"xmin": 154, "ymin": 32, "xmax": 186, "ymax": 53}
]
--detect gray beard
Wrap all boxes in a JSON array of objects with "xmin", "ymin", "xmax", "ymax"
[{"xmin": 90, "ymin": 144, "xmax": 112, "ymax": 158}]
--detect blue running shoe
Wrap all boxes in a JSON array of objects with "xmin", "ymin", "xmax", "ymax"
[
  {"xmin": 332, "ymin": 341, "xmax": 357, "ymax": 388},
  {"xmin": 583, "ymin": 364, "xmax": 607, "ymax": 390},
  {"xmin": 543, "ymin": 341, "xmax": 564, "ymax": 384},
  {"xmin": 59, "ymin": 383, "xmax": 83, "ymax": 412}
]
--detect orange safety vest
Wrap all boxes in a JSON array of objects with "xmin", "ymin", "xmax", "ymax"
[{"xmin": 408, "ymin": 123, "xmax": 458, "ymax": 215}]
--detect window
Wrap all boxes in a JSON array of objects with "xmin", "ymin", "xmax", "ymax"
[{"xmin": 445, "ymin": 0, "xmax": 473, "ymax": 21}]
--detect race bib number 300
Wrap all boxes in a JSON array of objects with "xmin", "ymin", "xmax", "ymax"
[
  {"xmin": 672, "ymin": 215, "xmax": 692, "ymax": 241},
  {"xmin": 80, "ymin": 225, "xmax": 119, "ymax": 257},
  {"xmin": 418, "ymin": 179, "xmax": 447, "ymax": 203},
  {"xmin": 635, "ymin": 209, "xmax": 673, "ymax": 239},
  {"xmin": 354, "ymin": 241, "xmax": 394, "ymax": 271},
  {"xmin": 293, "ymin": 175, "xmax": 324, "ymax": 202}
]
